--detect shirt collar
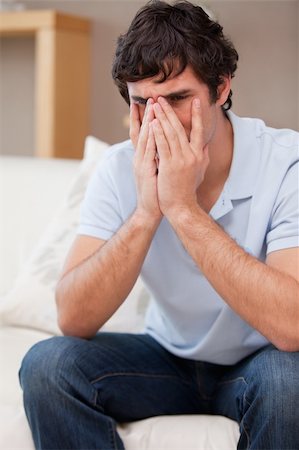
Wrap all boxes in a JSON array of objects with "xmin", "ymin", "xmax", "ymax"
[{"xmin": 225, "ymin": 111, "xmax": 261, "ymax": 201}]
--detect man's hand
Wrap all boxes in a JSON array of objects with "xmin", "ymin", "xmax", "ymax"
[
  {"xmin": 152, "ymin": 97, "xmax": 209, "ymax": 218},
  {"xmin": 130, "ymin": 99, "xmax": 162, "ymax": 223}
]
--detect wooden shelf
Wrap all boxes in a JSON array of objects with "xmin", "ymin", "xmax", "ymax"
[{"xmin": 0, "ymin": 10, "xmax": 91, "ymax": 158}]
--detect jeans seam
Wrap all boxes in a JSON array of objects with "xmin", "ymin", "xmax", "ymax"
[
  {"xmin": 92, "ymin": 389, "xmax": 105, "ymax": 412},
  {"xmin": 108, "ymin": 417, "xmax": 119, "ymax": 450},
  {"xmin": 241, "ymin": 379, "xmax": 251, "ymax": 450},
  {"xmin": 90, "ymin": 371, "xmax": 190, "ymax": 386},
  {"xmin": 71, "ymin": 357, "xmax": 105, "ymax": 412},
  {"xmin": 217, "ymin": 376, "xmax": 247, "ymax": 387},
  {"xmin": 195, "ymin": 366, "xmax": 213, "ymax": 401},
  {"xmin": 216, "ymin": 376, "xmax": 251, "ymax": 449},
  {"xmin": 93, "ymin": 389, "xmax": 98, "ymax": 407},
  {"xmin": 240, "ymin": 416, "xmax": 251, "ymax": 450}
]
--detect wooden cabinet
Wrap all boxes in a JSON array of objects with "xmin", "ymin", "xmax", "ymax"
[{"xmin": 0, "ymin": 10, "xmax": 91, "ymax": 158}]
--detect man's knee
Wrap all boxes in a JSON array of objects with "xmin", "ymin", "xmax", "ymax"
[
  {"xmin": 249, "ymin": 347, "xmax": 299, "ymax": 417},
  {"xmin": 19, "ymin": 336, "xmax": 85, "ymax": 398}
]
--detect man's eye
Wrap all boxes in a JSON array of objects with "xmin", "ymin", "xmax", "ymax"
[
  {"xmin": 169, "ymin": 95, "xmax": 188, "ymax": 104},
  {"xmin": 134, "ymin": 99, "xmax": 147, "ymax": 106}
]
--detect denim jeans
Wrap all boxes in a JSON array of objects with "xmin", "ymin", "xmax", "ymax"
[{"xmin": 19, "ymin": 332, "xmax": 299, "ymax": 450}]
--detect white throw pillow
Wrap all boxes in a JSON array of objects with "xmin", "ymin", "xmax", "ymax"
[{"xmin": 0, "ymin": 136, "xmax": 149, "ymax": 336}]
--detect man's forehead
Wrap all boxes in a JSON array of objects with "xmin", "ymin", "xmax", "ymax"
[{"xmin": 127, "ymin": 66, "xmax": 201, "ymax": 99}]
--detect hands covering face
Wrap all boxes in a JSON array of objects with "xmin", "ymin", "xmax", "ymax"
[{"xmin": 130, "ymin": 96, "xmax": 210, "ymax": 223}]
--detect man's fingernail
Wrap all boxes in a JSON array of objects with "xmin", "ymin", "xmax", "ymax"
[{"xmin": 194, "ymin": 98, "xmax": 201, "ymax": 108}]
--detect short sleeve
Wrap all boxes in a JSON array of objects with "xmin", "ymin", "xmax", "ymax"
[
  {"xmin": 266, "ymin": 161, "xmax": 299, "ymax": 254},
  {"xmin": 77, "ymin": 155, "xmax": 123, "ymax": 240}
]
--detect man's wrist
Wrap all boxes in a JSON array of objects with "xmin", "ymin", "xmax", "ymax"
[
  {"xmin": 164, "ymin": 202, "xmax": 204, "ymax": 227},
  {"xmin": 133, "ymin": 207, "xmax": 163, "ymax": 231}
]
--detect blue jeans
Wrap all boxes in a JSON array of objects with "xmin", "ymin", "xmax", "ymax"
[{"xmin": 19, "ymin": 332, "xmax": 299, "ymax": 450}]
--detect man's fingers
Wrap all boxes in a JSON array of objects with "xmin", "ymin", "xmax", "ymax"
[
  {"xmin": 152, "ymin": 119, "xmax": 171, "ymax": 160},
  {"xmin": 190, "ymin": 98, "xmax": 205, "ymax": 152},
  {"xmin": 158, "ymin": 97, "xmax": 189, "ymax": 152},
  {"xmin": 157, "ymin": 97, "xmax": 185, "ymax": 134},
  {"xmin": 146, "ymin": 99, "xmax": 155, "ymax": 125},
  {"xmin": 138, "ymin": 101, "xmax": 154, "ymax": 150},
  {"xmin": 144, "ymin": 123, "xmax": 157, "ymax": 164},
  {"xmin": 129, "ymin": 102, "xmax": 141, "ymax": 148},
  {"xmin": 133, "ymin": 99, "xmax": 154, "ymax": 162},
  {"xmin": 153, "ymin": 102, "xmax": 183, "ymax": 157}
]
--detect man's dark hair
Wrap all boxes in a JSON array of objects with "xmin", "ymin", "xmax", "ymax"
[{"xmin": 112, "ymin": 0, "xmax": 238, "ymax": 110}]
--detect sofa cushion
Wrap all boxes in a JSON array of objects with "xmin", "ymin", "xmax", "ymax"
[
  {"xmin": 0, "ymin": 326, "xmax": 53, "ymax": 406},
  {"xmin": 118, "ymin": 414, "xmax": 239, "ymax": 450},
  {"xmin": 0, "ymin": 403, "xmax": 239, "ymax": 450},
  {"xmin": 0, "ymin": 405, "xmax": 34, "ymax": 450},
  {"xmin": 0, "ymin": 156, "xmax": 80, "ymax": 296},
  {"xmin": 0, "ymin": 136, "xmax": 149, "ymax": 336},
  {"xmin": 0, "ymin": 325, "xmax": 239, "ymax": 450}
]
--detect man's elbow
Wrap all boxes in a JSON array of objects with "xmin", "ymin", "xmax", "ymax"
[
  {"xmin": 55, "ymin": 282, "xmax": 97, "ymax": 340},
  {"xmin": 57, "ymin": 312, "xmax": 98, "ymax": 340},
  {"xmin": 57, "ymin": 311, "xmax": 98, "ymax": 339},
  {"xmin": 273, "ymin": 330, "xmax": 299, "ymax": 353}
]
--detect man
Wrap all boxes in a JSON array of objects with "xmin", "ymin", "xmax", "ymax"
[{"xmin": 20, "ymin": 1, "xmax": 299, "ymax": 449}]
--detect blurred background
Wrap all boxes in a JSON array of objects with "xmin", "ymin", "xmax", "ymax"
[{"xmin": 0, "ymin": 0, "xmax": 298, "ymax": 158}]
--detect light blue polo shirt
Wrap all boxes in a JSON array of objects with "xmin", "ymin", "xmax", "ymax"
[{"xmin": 78, "ymin": 112, "xmax": 299, "ymax": 364}]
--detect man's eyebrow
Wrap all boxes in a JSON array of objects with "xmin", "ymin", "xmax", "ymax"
[
  {"xmin": 131, "ymin": 89, "xmax": 193, "ymax": 103},
  {"xmin": 131, "ymin": 95, "xmax": 148, "ymax": 103},
  {"xmin": 165, "ymin": 89, "xmax": 193, "ymax": 99}
]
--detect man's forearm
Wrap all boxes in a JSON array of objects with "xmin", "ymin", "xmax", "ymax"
[
  {"xmin": 56, "ymin": 210, "xmax": 160, "ymax": 338},
  {"xmin": 167, "ymin": 205, "xmax": 299, "ymax": 351}
]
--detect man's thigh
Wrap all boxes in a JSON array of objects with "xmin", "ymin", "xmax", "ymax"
[
  {"xmin": 212, "ymin": 344, "xmax": 299, "ymax": 422},
  {"xmin": 73, "ymin": 332, "xmax": 206, "ymax": 422}
]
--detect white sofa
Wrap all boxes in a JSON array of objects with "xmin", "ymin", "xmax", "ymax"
[{"xmin": 0, "ymin": 137, "xmax": 239, "ymax": 450}]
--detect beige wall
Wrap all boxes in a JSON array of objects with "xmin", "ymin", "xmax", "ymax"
[
  {"xmin": 0, "ymin": 36, "xmax": 35, "ymax": 155},
  {"xmin": 0, "ymin": 0, "xmax": 298, "ymax": 155}
]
